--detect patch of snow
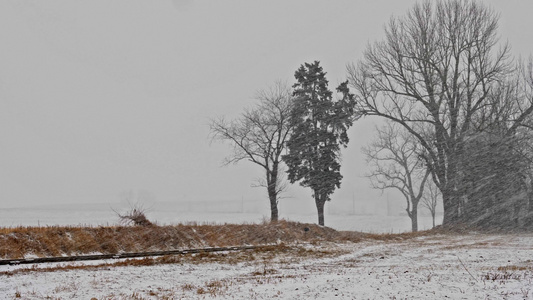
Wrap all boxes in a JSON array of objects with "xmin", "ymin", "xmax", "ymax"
[{"xmin": 1, "ymin": 234, "xmax": 532, "ymax": 299}]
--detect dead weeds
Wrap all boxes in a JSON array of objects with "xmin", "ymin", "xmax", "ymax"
[
  {"xmin": 497, "ymin": 265, "xmax": 533, "ymax": 272},
  {"xmin": 0, "ymin": 244, "xmax": 344, "ymax": 276},
  {"xmin": 0, "ymin": 220, "xmax": 447, "ymax": 260}
]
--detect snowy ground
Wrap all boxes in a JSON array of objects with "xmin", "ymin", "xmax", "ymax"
[{"xmin": 2, "ymin": 233, "xmax": 532, "ymax": 299}]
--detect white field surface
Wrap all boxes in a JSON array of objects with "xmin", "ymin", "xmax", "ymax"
[
  {"xmin": 0, "ymin": 202, "xmax": 442, "ymax": 233},
  {"xmin": 2, "ymin": 233, "xmax": 533, "ymax": 299}
]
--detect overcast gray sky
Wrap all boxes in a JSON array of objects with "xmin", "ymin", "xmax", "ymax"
[{"xmin": 1, "ymin": 0, "xmax": 532, "ymax": 212}]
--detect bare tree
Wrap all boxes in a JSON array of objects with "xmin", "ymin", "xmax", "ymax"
[
  {"xmin": 113, "ymin": 190, "xmax": 155, "ymax": 226},
  {"xmin": 348, "ymin": 0, "xmax": 533, "ymax": 226},
  {"xmin": 421, "ymin": 179, "xmax": 440, "ymax": 229},
  {"xmin": 210, "ymin": 81, "xmax": 293, "ymax": 222},
  {"xmin": 114, "ymin": 203, "xmax": 153, "ymax": 226},
  {"xmin": 363, "ymin": 121, "xmax": 430, "ymax": 232}
]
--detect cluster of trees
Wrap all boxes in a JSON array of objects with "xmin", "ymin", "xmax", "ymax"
[
  {"xmin": 349, "ymin": 0, "xmax": 533, "ymax": 230},
  {"xmin": 211, "ymin": 0, "xmax": 533, "ymax": 230},
  {"xmin": 211, "ymin": 62, "xmax": 355, "ymax": 226}
]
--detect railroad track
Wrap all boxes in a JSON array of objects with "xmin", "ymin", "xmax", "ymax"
[{"xmin": 0, "ymin": 245, "xmax": 270, "ymax": 266}]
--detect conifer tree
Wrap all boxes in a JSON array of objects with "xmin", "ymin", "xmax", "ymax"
[{"xmin": 283, "ymin": 61, "xmax": 356, "ymax": 226}]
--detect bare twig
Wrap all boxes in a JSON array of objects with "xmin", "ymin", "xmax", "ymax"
[{"xmin": 456, "ymin": 255, "xmax": 479, "ymax": 283}]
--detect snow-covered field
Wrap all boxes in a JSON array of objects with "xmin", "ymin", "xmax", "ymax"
[
  {"xmin": 0, "ymin": 202, "xmax": 441, "ymax": 233},
  {"xmin": 4, "ymin": 204, "xmax": 528, "ymax": 299},
  {"xmin": 2, "ymin": 233, "xmax": 533, "ymax": 299}
]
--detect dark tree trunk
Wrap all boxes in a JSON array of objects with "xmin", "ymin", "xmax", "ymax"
[
  {"xmin": 408, "ymin": 204, "xmax": 418, "ymax": 232},
  {"xmin": 267, "ymin": 176, "xmax": 279, "ymax": 222},
  {"xmin": 431, "ymin": 211, "xmax": 436, "ymax": 229},
  {"xmin": 442, "ymin": 190, "xmax": 460, "ymax": 226},
  {"xmin": 269, "ymin": 195, "xmax": 278, "ymax": 222},
  {"xmin": 529, "ymin": 189, "xmax": 533, "ymax": 212},
  {"xmin": 315, "ymin": 196, "xmax": 326, "ymax": 226},
  {"xmin": 266, "ymin": 164, "xmax": 281, "ymax": 222}
]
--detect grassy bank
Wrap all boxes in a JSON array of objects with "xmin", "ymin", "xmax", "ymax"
[{"xmin": 0, "ymin": 220, "xmax": 433, "ymax": 259}]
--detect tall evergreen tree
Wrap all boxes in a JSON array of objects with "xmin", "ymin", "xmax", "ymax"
[{"xmin": 283, "ymin": 61, "xmax": 356, "ymax": 226}]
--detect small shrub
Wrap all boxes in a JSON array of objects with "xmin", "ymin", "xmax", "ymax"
[{"xmin": 113, "ymin": 203, "xmax": 153, "ymax": 227}]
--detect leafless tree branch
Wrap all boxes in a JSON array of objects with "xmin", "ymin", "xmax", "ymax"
[{"xmin": 209, "ymin": 81, "xmax": 294, "ymax": 221}]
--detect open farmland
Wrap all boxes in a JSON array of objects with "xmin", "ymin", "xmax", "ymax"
[
  {"xmin": 1, "ymin": 223, "xmax": 532, "ymax": 299},
  {"xmin": 0, "ymin": 202, "xmax": 441, "ymax": 233}
]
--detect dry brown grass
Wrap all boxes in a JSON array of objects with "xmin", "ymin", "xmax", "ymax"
[
  {"xmin": 497, "ymin": 265, "xmax": 533, "ymax": 272},
  {"xmin": 342, "ymin": 229, "xmax": 430, "ymax": 241},
  {"xmin": 0, "ymin": 244, "xmax": 345, "ymax": 276},
  {"xmin": 0, "ymin": 220, "xmax": 441, "ymax": 259}
]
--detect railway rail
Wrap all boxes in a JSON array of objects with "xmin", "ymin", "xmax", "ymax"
[{"xmin": 0, "ymin": 245, "xmax": 269, "ymax": 266}]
